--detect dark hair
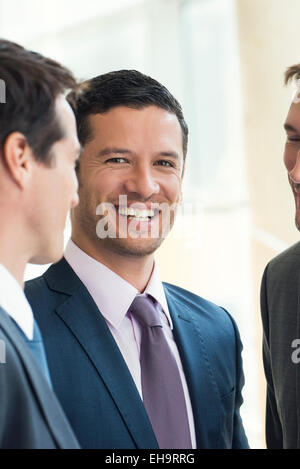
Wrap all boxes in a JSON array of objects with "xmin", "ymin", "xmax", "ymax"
[
  {"xmin": 67, "ymin": 70, "xmax": 188, "ymax": 159},
  {"xmin": 0, "ymin": 39, "xmax": 76, "ymax": 165},
  {"xmin": 285, "ymin": 64, "xmax": 300, "ymax": 85}
]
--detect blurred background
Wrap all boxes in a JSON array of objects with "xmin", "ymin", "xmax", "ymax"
[{"xmin": 1, "ymin": 0, "xmax": 300, "ymax": 448}]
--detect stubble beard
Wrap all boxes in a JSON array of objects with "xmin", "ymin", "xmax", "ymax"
[{"xmin": 73, "ymin": 197, "xmax": 175, "ymax": 258}]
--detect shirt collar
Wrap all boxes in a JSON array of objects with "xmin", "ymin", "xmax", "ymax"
[
  {"xmin": 0, "ymin": 263, "xmax": 34, "ymax": 340},
  {"xmin": 64, "ymin": 239, "xmax": 172, "ymax": 330}
]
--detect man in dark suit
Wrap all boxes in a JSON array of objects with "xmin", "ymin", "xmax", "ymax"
[
  {"xmin": 0, "ymin": 39, "xmax": 81, "ymax": 449},
  {"xmin": 261, "ymin": 65, "xmax": 300, "ymax": 448},
  {"xmin": 25, "ymin": 70, "xmax": 249, "ymax": 449}
]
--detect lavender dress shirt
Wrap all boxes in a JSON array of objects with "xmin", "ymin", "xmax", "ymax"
[{"xmin": 64, "ymin": 239, "xmax": 196, "ymax": 448}]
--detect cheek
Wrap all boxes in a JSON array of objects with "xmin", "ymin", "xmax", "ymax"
[
  {"xmin": 96, "ymin": 173, "xmax": 126, "ymax": 200},
  {"xmin": 162, "ymin": 175, "xmax": 182, "ymax": 202}
]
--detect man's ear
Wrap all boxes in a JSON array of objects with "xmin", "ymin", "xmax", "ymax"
[{"xmin": 2, "ymin": 132, "xmax": 33, "ymax": 189}]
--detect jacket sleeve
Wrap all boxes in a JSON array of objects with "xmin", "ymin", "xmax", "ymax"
[{"xmin": 260, "ymin": 264, "xmax": 283, "ymax": 449}]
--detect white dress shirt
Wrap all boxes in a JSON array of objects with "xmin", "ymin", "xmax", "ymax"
[
  {"xmin": 64, "ymin": 239, "xmax": 196, "ymax": 448},
  {"xmin": 0, "ymin": 263, "xmax": 33, "ymax": 340}
]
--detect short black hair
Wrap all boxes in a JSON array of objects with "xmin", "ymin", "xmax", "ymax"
[
  {"xmin": 0, "ymin": 39, "xmax": 76, "ymax": 165},
  {"xmin": 67, "ymin": 70, "xmax": 188, "ymax": 159}
]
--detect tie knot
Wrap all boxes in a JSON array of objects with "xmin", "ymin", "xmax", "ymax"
[{"xmin": 130, "ymin": 295, "xmax": 162, "ymax": 328}]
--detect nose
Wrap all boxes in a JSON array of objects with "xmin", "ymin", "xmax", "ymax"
[
  {"xmin": 288, "ymin": 149, "xmax": 300, "ymax": 183},
  {"xmin": 124, "ymin": 164, "xmax": 160, "ymax": 199}
]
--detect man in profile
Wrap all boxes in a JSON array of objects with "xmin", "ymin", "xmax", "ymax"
[
  {"xmin": 0, "ymin": 39, "xmax": 80, "ymax": 449},
  {"xmin": 261, "ymin": 65, "xmax": 300, "ymax": 448},
  {"xmin": 26, "ymin": 70, "xmax": 249, "ymax": 449}
]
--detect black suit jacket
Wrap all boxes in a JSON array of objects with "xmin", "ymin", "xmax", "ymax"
[
  {"xmin": 261, "ymin": 241, "xmax": 300, "ymax": 448},
  {"xmin": 0, "ymin": 307, "xmax": 79, "ymax": 449}
]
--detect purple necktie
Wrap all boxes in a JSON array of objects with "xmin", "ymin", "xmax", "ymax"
[{"xmin": 130, "ymin": 294, "xmax": 192, "ymax": 449}]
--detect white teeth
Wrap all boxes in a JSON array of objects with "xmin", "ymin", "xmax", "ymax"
[
  {"xmin": 128, "ymin": 208, "xmax": 135, "ymax": 216},
  {"xmin": 118, "ymin": 207, "xmax": 155, "ymax": 218}
]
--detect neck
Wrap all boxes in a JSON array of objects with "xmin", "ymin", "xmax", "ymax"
[
  {"xmin": 71, "ymin": 234, "xmax": 155, "ymax": 292},
  {"xmin": 0, "ymin": 231, "xmax": 28, "ymax": 288}
]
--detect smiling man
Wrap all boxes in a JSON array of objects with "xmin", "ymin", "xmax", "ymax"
[
  {"xmin": 25, "ymin": 70, "xmax": 248, "ymax": 449},
  {"xmin": 261, "ymin": 66, "xmax": 300, "ymax": 449}
]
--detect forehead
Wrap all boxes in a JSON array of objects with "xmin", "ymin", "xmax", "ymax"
[{"xmin": 87, "ymin": 105, "xmax": 183, "ymax": 149}]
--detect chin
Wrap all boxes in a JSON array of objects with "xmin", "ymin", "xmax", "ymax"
[
  {"xmin": 29, "ymin": 245, "xmax": 64, "ymax": 265},
  {"xmin": 108, "ymin": 237, "xmax": 165, "ymax": 257}
]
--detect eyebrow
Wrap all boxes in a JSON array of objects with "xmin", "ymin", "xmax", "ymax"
[
  {"xmin": 98, "ymin": 148, "xmax": 181, "ymax": 160},
  {"xmin": 158, "ymin": 151, "xmax": 180, "ymax": 160},
  {"xmin": 98, "ymin": 148, "xmax": 132, "ymax": 157},
  {"xmin": 284, "ymin": 123, "xmax": 300, "ymax": 133}
]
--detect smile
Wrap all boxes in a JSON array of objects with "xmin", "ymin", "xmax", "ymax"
[{"xmin": 118, "ymin": 206, "xmax": 160, "ymax": 221}]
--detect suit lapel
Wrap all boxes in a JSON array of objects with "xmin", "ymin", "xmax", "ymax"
[
  {"xmin": 45, "ymin": 259, "xmax": 158, "ymax": 449},
  {"xmin": 164, "ymin": 286, "xmax": 222, "ymax": 449},
  {"xmin": 0, "ymin": 307, "xmax": 78, "ymax": 449}
]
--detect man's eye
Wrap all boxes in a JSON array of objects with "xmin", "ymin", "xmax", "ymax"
[
  {"xmin": 287, "ymin": 136, "xmax": 300, "ymax": 143},
  {"xmin": 155, "ymin": 160, "xmax": 174, "ymax": 167},
  {"xmin": 106, "ymin": 157, "xmax": 128, "ymax": 163}
]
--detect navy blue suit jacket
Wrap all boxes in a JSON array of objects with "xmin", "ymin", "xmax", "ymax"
[{"xmin": 25, "ymin": 258, "xmax": 248, "ymax": 449}]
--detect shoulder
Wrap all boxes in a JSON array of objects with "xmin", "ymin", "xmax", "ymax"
[
  {"xmin": 0, "ymin": 323, "xmax": 31, "ymax": 405},
  {"xmin": 25, "ymin": 274, "xmax": 46, "ymax": 293},
  {"xmin": 163, "ymin": 283, "xmax": 243, "ymax": 378},
  {"xmin": 0, "ymin": 310, "xmax": 34, "ymax": 382},
  {"xmin": 25, "ymin": 272, "xmax": 68, "ymax": 319},
  {"xmin": 25, "ymin": 259, "xmax": 81, "ymax": 308},
  {"xmin": 25, "ymin": 274, "xmax": 55, "ymax": 308},
  {"xmin": 25, "ymin": 260, "xmax": 73, "ymax": 309},
  {"xmin": 267, "ymin": 241, "xmax": 300, "ymax": 271},
  {"xmin": 0, "ymin": 323, "xmax": 21, "ymax": 371},
  {"xmin": 261, "ymin": 241, "xmax": 300, "ymax": 292},
  {"xmin": 163, "ymin": 282, "xmax": 238, "ymax": 338}
]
